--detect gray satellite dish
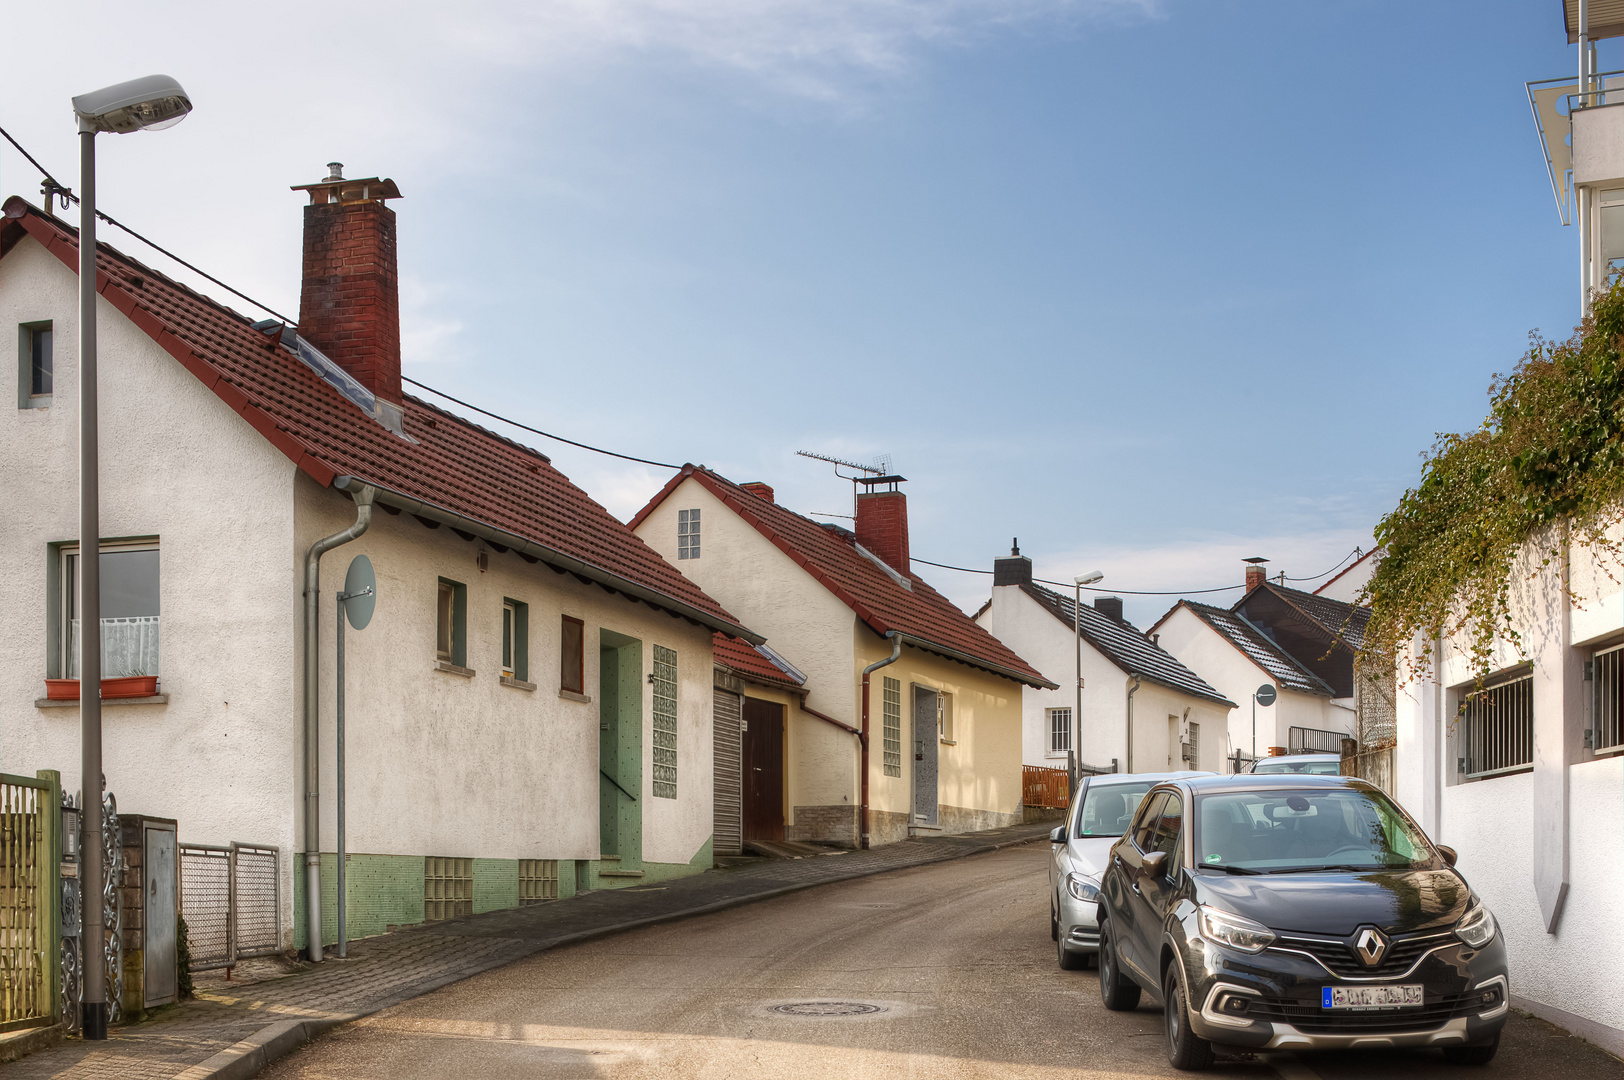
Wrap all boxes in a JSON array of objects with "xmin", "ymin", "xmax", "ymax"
[
  {"xmin": 1255, "ymin": 684, "xmax": 1277, "ymax": 707},
  {"xmin": 343, "ymin": 555, "xmax": 376, "ymax": 630}
]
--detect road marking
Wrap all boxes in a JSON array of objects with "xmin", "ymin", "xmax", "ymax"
[{"xmin": 1266, "ymin": 1053, "xmax": 1324, "ymax": 1080}]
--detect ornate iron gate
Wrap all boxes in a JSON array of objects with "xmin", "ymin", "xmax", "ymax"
[{"xmin": 58, "ymin": 789, "xmax": 122, "ymax": 1032}]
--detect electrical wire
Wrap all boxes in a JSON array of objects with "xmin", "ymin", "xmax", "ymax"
[
  {"xmin": 908, "ymin": 556, "xmax": 1245, "ymax": 596},
  {"xmin": 1282, "ymin": 546, "xmax": 1364, "ymax": 582},
  {"xmin": 402, "ymin": 375, "xmax": 682, "ymax": 469}
]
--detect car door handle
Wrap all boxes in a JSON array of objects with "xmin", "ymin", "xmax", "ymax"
[{"xmin": 1130, "ymin": 881, "xmax": 1141, "ymax": 895}]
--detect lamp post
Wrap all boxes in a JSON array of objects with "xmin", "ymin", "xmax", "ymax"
[
  {"xmin": 1071, "ymin": 570, "xmax": 1103, "ymax": 794},
  {"xmin": 70, "ymin": 74, "xmax": 192, "ymax": 1040}
]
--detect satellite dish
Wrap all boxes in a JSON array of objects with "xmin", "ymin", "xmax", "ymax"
[
  {"xmin": 343, "ymin": 555, "xmax": 376, "ymax": 631},
  {"xmin": 1255, "ymin": 684, "xmax": 1277, "ymax": 707}
]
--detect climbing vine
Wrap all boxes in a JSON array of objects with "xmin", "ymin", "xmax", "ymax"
[{"xmin": 1361, "ymin": 274, "xmax": 1624, "ymax": 680}]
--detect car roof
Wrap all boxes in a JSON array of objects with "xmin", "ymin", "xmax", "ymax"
[
  {"xmin": 1167, "ymin": 774, "xmax": 1373, "ymax": 795},
  {"xmin": 1252, "ymin": 753, "xmax": 1339, "ymax": 764},
  {"xmin": 1083, "ymin": 771, "xmax": 1213, "ymax": 786}
]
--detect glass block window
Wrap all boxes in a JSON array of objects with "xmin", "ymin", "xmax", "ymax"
[
  {"xmin": 1460, "ymin": 674, "xmax": 1533, "ymax": 779},
  {"xmin": 678, "ymin": 508, "xmax": 701, "ymax": 560},
  {"xmin": 519, "ymin": 859, "xmax": 559, "ymax": 903},
  {"xmin": 652, "ymin": 644, "xmax": 679, "ymax": 798},
  {"xmin": 424, "ymin": 857, "xmax": 472, "ymax": 921},
  {"xmin": 1048, "ymin": 708, "xmax": 1071, "ymax": 753},
  {"xmin": 882, "ymin": 676, "xmax": 902, "ymax": 777}
]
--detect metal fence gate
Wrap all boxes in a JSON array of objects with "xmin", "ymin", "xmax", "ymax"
[{"xmin": 179, "ymin": 843, "xmax": 280, "ymax": 971}]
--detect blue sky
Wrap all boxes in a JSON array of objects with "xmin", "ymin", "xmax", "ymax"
[{"xmin": 0, "ymin": 1, "xmax": 1599, "ymax": 623}]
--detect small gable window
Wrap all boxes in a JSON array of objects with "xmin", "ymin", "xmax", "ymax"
[
  {"xmin": 18, "ymin": 321, "xmax": 52, "ymax": 408},
  {"xmin": 436, "ymin": 578, "xmax": 468, "ymax": 669},
  {"xmin": 678, "ymin": 508, "xmax": 700, "ymax": 560}
]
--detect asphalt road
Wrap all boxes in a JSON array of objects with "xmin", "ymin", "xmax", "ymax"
[{"xmin": 261, "ymin": 843, "xmax": 1619, "ymax": 1080}]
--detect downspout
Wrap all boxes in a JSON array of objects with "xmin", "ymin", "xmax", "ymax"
[
  {"xmin": 1125, "ymin": 675, "xmax": 1142, "ymax": 773},
  {"xmin": 302, "ymin": 484, "xmax": 376, "ymax": 961},
  {"xmin": 859, "ymin": 632, "xmax": 902, "ymax": 849}
]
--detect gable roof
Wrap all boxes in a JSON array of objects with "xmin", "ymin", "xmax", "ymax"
[
  {"xmin": 1019, "ymin": 585, "xmax": 1235, "ymax": 708},
  {"xmin": 712, "ymin": 633, "xmax": 806, "ymax": 689},
  {"xmin": 632, "ymin": 466, "xmax": 1056, "ymax": 689},
  {"xmin": 1241, "ymin": 582, "xmax": 1369, "ymax": 653},
  {"xmin": 1158, "ymin": 600, "xmax": 1334, "ymax": 697},
  {"xmin": 1313, "ymin": 547, "xmax": 1380, "ymax": 598},
  {"xmin": 0, "ymin": 198, "xmax": 754, "ymax": 642}
]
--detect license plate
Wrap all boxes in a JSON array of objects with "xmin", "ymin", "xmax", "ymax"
[{"xmin": 1322, "ymin": 985, "xmax": 1423, "ymax": 1010}]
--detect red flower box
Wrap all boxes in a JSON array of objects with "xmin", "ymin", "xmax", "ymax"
[
  {"xmin": 43, "ymin": 677, "xmax": 160, "ymax": 701},
  {"xmin": 45, "ymin": 679, "xmax": 80, "ymax": 700}
]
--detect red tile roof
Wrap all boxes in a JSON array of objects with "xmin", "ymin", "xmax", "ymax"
[
  {"xmin": 1, "ymin": 199, "xmax": 751, "ymax": 640},
  {"xmin": 711, "ymin": 633, "xmax": 805, "ymax": 689},
  {"xmin": 632, "ymin": 467, "xmax": 1056, "ymax": 689}
]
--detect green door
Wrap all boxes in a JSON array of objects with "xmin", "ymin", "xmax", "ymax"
[{"xmin": 598, "ymin": 631, "xmax": 643, "ymax": 867}]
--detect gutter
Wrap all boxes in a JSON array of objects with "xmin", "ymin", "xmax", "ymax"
[
  {"xmin": 859, "ymin": 632, "xmax": 903, "ymax": 849},
  {"xmin": 332, "ymin": 475, "xmax": 763, "ymax": 646},
  {"xmin": 302, "ymin": 484, "xmax": 376, "ymax": 962}
]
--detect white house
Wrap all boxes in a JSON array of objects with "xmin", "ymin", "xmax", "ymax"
[
  {"xmin": 0, "ymin": 172, "xmax": 754, "ymax": 958},
  {"xmin": 972, "ymin": 545, "xmax": 1233, "ymax": 774}
]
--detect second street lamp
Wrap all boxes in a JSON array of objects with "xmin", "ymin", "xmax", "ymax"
[{"xmin": 70, "ymin": 73, "xmax": 191, "ymax": 1041}]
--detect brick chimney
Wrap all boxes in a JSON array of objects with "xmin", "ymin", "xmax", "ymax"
[
  {"xmin": 293, "ymin": 164, "xmax": 404, "ymax": 403},
  {"xmin": 855, "ymin": 477, "xmax": 910, "ymax": 575},
  {"xmin": 740, "ymin": 482, "xmax": 775, "ymax": 503},
  {"xmin": 993, "ymin": 539, "xmax": 1032, "ymax": 587},
  {"xmin": 1244, "ymin": 557, "xmax": 1269, "ymax": 592}
]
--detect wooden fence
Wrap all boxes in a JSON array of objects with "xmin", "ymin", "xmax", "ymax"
[
  {"xmin": 1, "ymin": 771, "xmax": 60, "ymax": 1033},
  {"xmin": 1022, "ymin": 765, "xmax": 1070, "ymax": 810}
]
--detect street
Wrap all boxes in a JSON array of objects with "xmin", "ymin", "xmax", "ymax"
[{"xmin": 259, "ymin": 843, "xmax": 1619, "ymax": 1080}]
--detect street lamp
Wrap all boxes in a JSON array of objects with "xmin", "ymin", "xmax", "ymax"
[
  {"xmin": 70, "ymin": 73, "xmax": 192, "ymax": 1042},
  {"xmin": 1072, "ymin": 570, "xmax": 1103, "ymax": 793}
]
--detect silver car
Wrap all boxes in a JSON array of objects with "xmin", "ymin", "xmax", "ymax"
[
  {"xmin": 1048, "ymin": 771, "xmax": 1213, "ymax": 970},
  {"xmin": 1241, "ymin": 752, "xmax": 1341, "ymax": 775}
]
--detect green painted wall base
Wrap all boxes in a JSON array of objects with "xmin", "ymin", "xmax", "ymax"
[{"xmin": 586, "ymin": 837, "xmax": 713, "ymax": 891}]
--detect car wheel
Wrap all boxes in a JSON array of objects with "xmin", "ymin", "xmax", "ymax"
[
  {"xmin": 1057, "ymin": 923, "xmax": 1085, "ymax": 970},
  {"xmin": 1441, "ymin": 1033, "xmax": 1500, "ymax": 1066},
  {"xmin": 1097, "ymin": 919, "xmax": 1141, "ymax": 1011},
  {"xmin": 1164, "ymin": 965, "xmax": 1215, "ymax": 1071}
]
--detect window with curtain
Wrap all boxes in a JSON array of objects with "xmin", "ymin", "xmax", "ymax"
[{"xmin": 63, "ymin": 543, "xmax": 160, "ymax": 678}]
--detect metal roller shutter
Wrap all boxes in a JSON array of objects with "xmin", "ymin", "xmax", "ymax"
[{"xmin": 713, "ymin": 688, "xmax": 743, "ymax": 856}]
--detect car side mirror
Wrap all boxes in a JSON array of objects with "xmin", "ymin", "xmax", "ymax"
[
  {"xmin": 1050, "ymin": 826, "xmax": 1066, "ymax": 844},
  {"xmin": 1437, "ymin": 844, "xmax": 1458, "ymax": 868},
  {"xmin": 1141, "ymin": 850, "xmax": 1168, "ymax": 876}
]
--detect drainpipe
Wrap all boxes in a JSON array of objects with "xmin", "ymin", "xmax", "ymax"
[
  {"xmin": 859, "ymin": 632, "xmax": 902, "ymax": 849},
  {"xmin": 1125, "ymin": 675, "xmax": 1142, "ymax": 773},
  {"xmin": 302, "ymin": 484, "xmax": 376, "ymax": 961}
]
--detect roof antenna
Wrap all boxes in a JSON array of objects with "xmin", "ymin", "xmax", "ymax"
[{"xmin": 797, "ymin": 449, "xmax": 885, "ymax": 519}]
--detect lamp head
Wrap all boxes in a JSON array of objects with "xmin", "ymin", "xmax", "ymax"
[
  {"xmin": 73, "ymin": 75, "xmax": 192, "ymax": 134},
  {"xmin": 1075, "ymin": 570, "xmax": 1104, "ymax": 586}
]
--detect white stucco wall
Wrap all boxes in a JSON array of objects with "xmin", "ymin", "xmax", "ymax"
[{"xmin": 976, "ymin": 586, "xmax": 1231, "ymax": 773}]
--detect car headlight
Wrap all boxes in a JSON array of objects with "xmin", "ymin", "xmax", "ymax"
[
  {"xmin": 1455, "ymin": 898, "xmax": 1497, "ymax": 948},
  {"xmin": 1199, "ymin": 905, "xmax": 1276, "ymax": 953},
  {"xmin": 1066, "ymin": 872, "xmax": 1101, "ymax": 902}
]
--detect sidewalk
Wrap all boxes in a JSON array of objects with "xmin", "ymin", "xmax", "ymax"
[{"xmin": 8, "ymin": 821, "xmax": 1053, "ymax": 1080}]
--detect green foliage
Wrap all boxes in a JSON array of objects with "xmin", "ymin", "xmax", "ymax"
[
  {"xmin": 177, "ymin": 915, "xmax": 194, "ymax": 999},
  {"xmin": 1362, "ymin": 276, "xmax": 1624, "ymax": 677}
]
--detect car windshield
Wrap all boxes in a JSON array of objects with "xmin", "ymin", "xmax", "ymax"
[
  {"xmin": 1195, "ymin": 788, "xmax": 1435, "ymax": 872},
  {"xmin": 1252, "ymin": 758, "xmax": 1341, "ymax": 775},
  {"xmin": 1073, "ymin": 781, "xmax": 1155, "ymax": 838}
]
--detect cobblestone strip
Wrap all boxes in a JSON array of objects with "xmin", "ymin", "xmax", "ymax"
[{"xmin": 7, "ymin": 822, "xmax": 1052, "ymax": 1080}]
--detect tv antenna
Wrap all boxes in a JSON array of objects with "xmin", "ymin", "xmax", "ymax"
[
  {"xmin": 797, "ymin": 450, "xmax": 892, "ymax": 520},
  {"xmin": 796, "ymin": 450, "xmax": 883, "ymax": 476}
]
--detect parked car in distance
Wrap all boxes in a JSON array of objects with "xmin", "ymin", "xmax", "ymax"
[
  {"xmin": 1096, "ymin": 774, "xmax": 1507, "ymax": 1071},
  {"xmin": 1048, "ymin": 771, "xmax": 1213, "ymax": 971},
  {"xmin": 1242, "ymin": 752, "xmax": 1341, "ymax": 775}
]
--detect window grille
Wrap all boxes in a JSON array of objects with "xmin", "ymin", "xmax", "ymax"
[
  {"xmin": 1460, "ymin": 675, "xmax": 1533, "ymax": 779},
  {"xmin": 882, "ymin": 677, "xmax": 902, "ymax": 777},
  {"xmin": 1048, "ymin": 708, "xmax": 1072, "ymax": 753},
  {"xmin": 519, "ymin": 860, "xmax": 559, "ymax": 903},
  {"xmin": 424, "ymin": 857, "xmax": 472, "ymax": 920},
  {"xmin": 652, "ymin": 645, "xmax": 678, "ymax": 798},
  {"xmin": 678, "ymin": 509, "xmax": 701, "ymax": 560},
  {"xmin": 1185, "ymin": 721, "xmax": 1200, "ymax": 764},
  {"xmin": 1594, "ymin": 645, "xmax": 1624, "ymax": 752}
]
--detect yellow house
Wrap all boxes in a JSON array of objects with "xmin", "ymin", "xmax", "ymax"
[{"xmin": 632, "ymin": 469, "xmax": 1056, "ymax": 849}]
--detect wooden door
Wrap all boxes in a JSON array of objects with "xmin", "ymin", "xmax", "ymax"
[{"xmin": 741, "ymin": 698, "xmax": 786, "ymax": 843}]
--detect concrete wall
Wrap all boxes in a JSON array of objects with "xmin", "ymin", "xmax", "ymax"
[
  {"xmin": 1153, "ymin": 605, "xmax": 1353, "ymax": 767},
  {"xmin": 976, "ymin": 586, "xmax": 1231, "ymax": 773}
]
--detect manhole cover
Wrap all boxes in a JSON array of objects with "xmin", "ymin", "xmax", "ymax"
[{"xmin": 771, "ymin": 1001, "xmax": 887, "ymax": 1017}]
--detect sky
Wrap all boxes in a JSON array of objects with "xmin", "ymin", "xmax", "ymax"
[{"xmin": 0, "ymin": 1, "xmax": 1599, "ymax": 625}]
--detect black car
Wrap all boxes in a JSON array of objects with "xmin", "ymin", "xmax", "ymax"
[{"xmin": 1096, "ymin": 775, "xmax": 1508, "ymax": 1070}]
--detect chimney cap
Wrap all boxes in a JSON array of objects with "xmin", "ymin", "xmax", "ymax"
[
  {"xmin": 855, "ymin": 473, "xmax": 907, "ymax": 487},
  {"xmin": 1243, "ymin": 556, "xmax": 1269, "ymax": 565},
  {"xmin": 291, "ymin": 173, "xmax": 403, "ymax": 206}
]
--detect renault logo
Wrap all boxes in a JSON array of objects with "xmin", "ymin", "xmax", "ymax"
[{"xmin": 1354, "ymin": 927, "xmax": 1389, "ymax": 967}]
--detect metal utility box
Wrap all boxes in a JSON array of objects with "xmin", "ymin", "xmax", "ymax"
[{"xmin": 119, "ymin": 814, "xmax": 179, "ymax": 1015}]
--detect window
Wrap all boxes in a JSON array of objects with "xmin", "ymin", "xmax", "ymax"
[
  {"xmin": 882, "ymin": 676, "xmax": 902, "ymax": 777},
  {"xmin": 18, "ymin": 321, "xmax": 51, "ymax": 408},
  {"xmin": 1186, "ymin": 722, "xmax": 1200, "ymax": 765},
  {"xmin": 61, "ymin": 542, "xmax": 160, "ymax": 678},
  {"xmin": 1147, "ymin": 793, "xmax": 1182, "ymax": 862},
  {"xmin": 677, "ymin": 508, "xmax": 700, "ymax": 560},
  {"xmin": 1048, "ymin": 708, "xmax": 1072, "ymax": 754},
  {"xmin": 435, "ymin": 578, "xmax": 467, "ymax": 667},
  {"xmin": 651, "ymin": 644, "xmax": 678, "ymax": 799},
  {"xmin": 424, "ymin": 857, "xmax": 472, "ymax": 920},
  {"xmin": 501, "ymin": 599, "xmax": 529, "ymax": 682},
  {"xmin": 938, "ymin": 692, "xmax": 954, "ymax": 741},
  {"xmin": 1459, "ymin": 674, "xmax": 1533, "ymax": 778},
  {"xmin": 1591, "ymin": 645, "xmax": 1624, "ymax": 754},
  {"xmin": 560, "ymin": 615, "xmax": 584, "ymax": 694},
  {"xmin": 1074, "ymin": 780, "xmax": 1155, "ymax": 838},
  {"xmin": 1132, "ymin": 791, "xmax": 1168, "ymax": 850},
  {"xmin": 519, "ymin": 859, "xmax": 558, "ymax": 903}
]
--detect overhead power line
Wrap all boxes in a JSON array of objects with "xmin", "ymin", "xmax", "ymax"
[{"xmin": 908, "ymin": 557, "xmax": 1245, "ymax": 597}]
